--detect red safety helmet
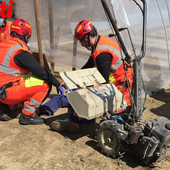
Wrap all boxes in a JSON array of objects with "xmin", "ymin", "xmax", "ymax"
[
  {"xmin": 11, "ymin": 18, "xmax": 32, "ymax": 37},
  {"xmin": 75, "ymin": 20, "xmax": 94, "ymax": 41}
]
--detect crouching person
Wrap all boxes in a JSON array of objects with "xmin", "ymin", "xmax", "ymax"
[
  {"xmin": 0, "ymin": 18, "xmax": 63, "ymax": 125},
  {"xmin": 40, "ymin": 19, "xmax": 133, "ymax": 133}
]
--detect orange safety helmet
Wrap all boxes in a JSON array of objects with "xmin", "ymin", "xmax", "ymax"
[
  {"xmin": 11, "ymin": 18, "xmax": 32, "ymax": 37},
  {"xmin": 74, "ymin": 20, "xmax": 94, "ymax": 41}
]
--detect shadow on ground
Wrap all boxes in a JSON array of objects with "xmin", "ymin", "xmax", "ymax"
[
  {"xmin": 43, "ymin": 112, "xmax": 99, "ymax": 141},
  {"xmin": 85, "ymin": 139, "xmax": 150, "ymax": 169},
  {"xmin": 43, "ymin": 112, "xmax": 149, "ymax": 169},
  {"xmin": 149, "ymin": 88, "xmax": 170, "ymax": 119}
]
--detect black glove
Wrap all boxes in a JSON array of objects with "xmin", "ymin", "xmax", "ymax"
[
  {"xmin": 0, "ymin": 86, "xmax": 7, "ymax": 100},
  {"xmin": 0, "ymin": 82, "xmax": 13, "ymax": 100}
]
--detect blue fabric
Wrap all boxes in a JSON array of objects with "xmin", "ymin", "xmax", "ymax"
[
  {"xmin": 57, "ymin": 86, "xmax": 64, "ymax": 95},
  {"xmin": 41, "ymin": 95, "xmax": 69, "ymax": 115},
  {"xmin": 41, "ymin": 95, "xmax": 95, "ymax": 124},
  {"xmin": 66, "ymin": 88, "xmax": 72, "ymax": 93}
]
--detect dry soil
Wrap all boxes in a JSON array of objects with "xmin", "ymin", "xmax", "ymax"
[{"xmin": 0, "ymin": 86, "xmax": 170, "ymax": 170}]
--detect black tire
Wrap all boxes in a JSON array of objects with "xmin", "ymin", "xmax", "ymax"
[{"xmin": 96, "ymin": 120, "xmax": 127, "ymax": 158}]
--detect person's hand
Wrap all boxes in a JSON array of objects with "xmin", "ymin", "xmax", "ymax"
[
  {"xmin": 60, "ymin": 81, "xmax": 72, "ymax": 93},
  {"xmin": 66, "ymin": 88, "xmax": 72, "ymax": 93},
  {"xmin": 61, "ymin": 81, "xmax": 67, "ymax": 89},
  {"xmin": 57, "ymin": 85, "xmax": 64, "ymax": 96}
]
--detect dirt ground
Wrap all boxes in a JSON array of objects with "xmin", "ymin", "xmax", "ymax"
[{"xmin": 0, "ymin": 84, "xmax": 170, "ymax": 170}]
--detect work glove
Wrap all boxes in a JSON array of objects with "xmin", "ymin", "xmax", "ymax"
[
  {"xmin": 66, "ymin": 88, "xmax": 72, "ymax": 93},
  {"xmin": 0, "ymin": 87, "xmax": 7, "ymax": 100},
  {"xmin": 57, "ymin": 85, "xmax": 64, "ymax": 96},
  {"xmin": 0, "ymin": 82, "xmax": 13, "ymax": 100},
  {"xmin": 61, "ymin": 81, "xmax": 67, "ymax": 89},
  {"xmin": 61, "ymin": 81, "xmax": 72, "ymax": 93}
]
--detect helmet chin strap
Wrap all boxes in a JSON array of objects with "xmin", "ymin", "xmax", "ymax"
[
  {"xmin": 84, "ymin": 35, "xmax": 92, "ymax": 51},
  {"xmin": 24, "ymin": 35, "xmax": 31, "ymax": 49},
  {"xmin": 86, "ymin": 45, "xmax": 92, "ymax": 51},
  {"xmin": 94, "ymin": 35, "xmax": 98, "ymax": 46},
  {"xmin": 86, "ymin": 35, "xmax": 98, "ymax": 51}
]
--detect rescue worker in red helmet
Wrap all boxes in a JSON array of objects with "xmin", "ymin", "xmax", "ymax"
[
  {"xmin": 41, "ymin": 20, "xmax": 133, "ymax": 133},
  {"xmin": 0, "ymin": 6, "xmax": 12, "ymax": 42},
  {"xmin": 74, "ymin": 20, "xmax": 133, "ymax": 107},
  {"xmin": 0, "ymin": 18, "xmax": 64, "ymax": 125}
]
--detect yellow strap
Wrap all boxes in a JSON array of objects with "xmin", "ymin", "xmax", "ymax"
[{"xmin": 22, "ymin": 75, "xmax": 44, "ymax": 87}]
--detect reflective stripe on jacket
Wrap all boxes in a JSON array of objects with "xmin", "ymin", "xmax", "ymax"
[
  {"xmin": 90, "ymin": 36, "xmax": 133, "ymax": 107},
  {"xmin": 90, "ymin": 35, "xmax": 133, "ymax": 86},
  {"xmin": 0, "ymin": 36, "xmax": 31, "ymax": 86},
  {"xmin": 0, "ymin": 20, "xmax": 12, "ymax": 42}
]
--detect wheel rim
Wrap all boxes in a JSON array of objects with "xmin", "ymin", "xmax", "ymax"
[{"xmin": 100, "ymin": 129, "xmax": 118, "ymax": 151}]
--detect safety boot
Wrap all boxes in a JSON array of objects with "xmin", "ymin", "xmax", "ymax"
[
  {"xmin": 50, "ymin": 120, "xmax": 80, "ymax": 133},
  {"xmin": 0, "ymin": 102, "xmax": 12, "ymax": 121},
  {"xmin": 19, "ymin": 113, "xmax": 44, "ymax": 125},
  {"xmin": 0, "ymin": 113, "xmax": 12, "ymax": 121}
]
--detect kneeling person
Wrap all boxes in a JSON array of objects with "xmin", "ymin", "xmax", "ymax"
[{"xmin": 0, "ymin": 18, "xmax": 63, "ymax": 125}]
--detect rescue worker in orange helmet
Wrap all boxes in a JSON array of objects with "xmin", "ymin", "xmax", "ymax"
[
  {"xmin": 0, "ymin": 3, "xmax": 12, "ymax": 42},
  {"xmin": 0, "ymin": 18, "xmax": 64, "ymax": 125},
  {"xmin": 43, "ymin": 20, "xmax": 133, "ymax": 133}
]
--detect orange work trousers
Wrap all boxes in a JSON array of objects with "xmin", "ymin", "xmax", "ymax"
[
  {"xmin": 115, "ymin": 76, "xmax": 133, "ymax": 107},
  {"xmin": 0, "ymin": 79, "xmax": 49, "ymax": 116}
]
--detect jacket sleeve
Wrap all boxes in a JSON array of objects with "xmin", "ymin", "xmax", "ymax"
[
  {"xmin": 14, "ymin": 51, "xmax": 60, "ymax": 88},
  {"xmin": 96, "ymin": 53, "xmax": 112, "ymax": 83},
  {"xmin": 81, "ymin": 56, "xmax": 95, "ymax": 69}
]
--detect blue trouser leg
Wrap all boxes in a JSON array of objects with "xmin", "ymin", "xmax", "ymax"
[
  {"xmin": 40, "ymin": 95, "xmax": 70, "ymax": 115},
  {"xmin": 41, "ymin": 95, "xmax": 95, "ymax": 124}
]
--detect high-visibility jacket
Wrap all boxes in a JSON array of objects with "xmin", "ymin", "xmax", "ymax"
[
  {"xmin": 91, "ymin": 35, "xmax": 133, "ymax": 106},
  {"xmin": 0, "ymin": 36, "xmax": 31, "ymax": 87},
  {"xmin": 0, "ymin": 36, "xmax": 49, "ymax": 116},
  {"xmin": 0, "ymin": 20, "xmax": 11, "ymax": 42}
]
